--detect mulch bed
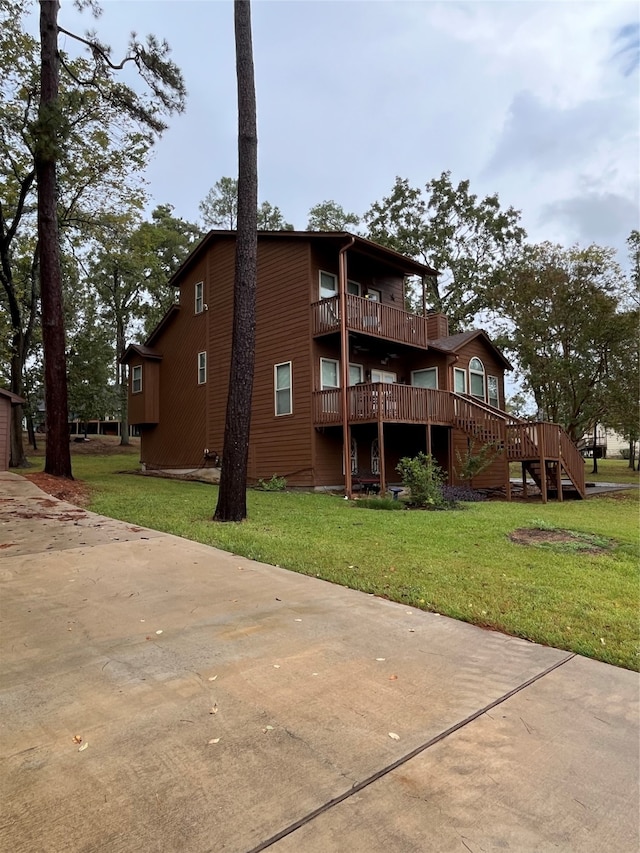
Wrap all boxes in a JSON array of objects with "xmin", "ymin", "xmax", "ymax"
[{"xmin": 23, "ymin": 472, "xmax": 91, "ymax": 507}]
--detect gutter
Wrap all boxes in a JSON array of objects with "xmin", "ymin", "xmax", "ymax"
[{"xmin": 339, "ymin": 236, "xmax": 356, "ymax": 498}]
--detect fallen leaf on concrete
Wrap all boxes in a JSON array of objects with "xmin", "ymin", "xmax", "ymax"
[
  {"xmin": 209, "ymin": 705, "xmax": 218, "ymax": 715},
  {"xmin": 408, "ymin": 629, "xmax": 415, "ymax": 633},
  {"xmin": 262, "ymin": 725, "xmax": 274, "ymax": 733},
  {"xmin": 78, "ymin": 742, "xmax": 89, "ymax": 751},
  {"xmin": 273, "ymin": 664, "xmax": 280, "ymax": 669},
  {"xmin": 155, "ymin": 630, "xmax": 163, "ymax": 635},
  {"xmin": 208, "ymin": 738, "xmax": 220, "ymax": 745},
  {"xmin": 72, "ymin": 735, "xmax": 83, "ymax": 744},
  {"xmin": 208, "ymin": 675, "xmax": 218, "ymax": 681},
  {"xmin": 389, "ymin": 674, "xmax": 398, "ymax": 681},
  {"xmin": 388, "ymin": 732, "xmax": 400, "ymax": 741}
]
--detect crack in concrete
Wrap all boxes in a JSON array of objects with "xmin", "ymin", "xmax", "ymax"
[{"xmin": 243, "ymin": 652, "xmax": 577, "ymax": 853}]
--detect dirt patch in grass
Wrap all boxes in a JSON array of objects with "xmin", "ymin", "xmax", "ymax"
[
  {"xmin": 510, "ymin": 527, "xmax": 613, "ymax": 555},
  {"xmin": 23, "ymin": 472, "xmax": 91, "ymax": 507}
]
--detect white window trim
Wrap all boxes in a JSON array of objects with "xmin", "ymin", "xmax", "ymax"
[
  {"xmin": 131, "ymin": 364, "xmax": 142, "ymax": 394},
  {"xmin": 469, "ymin": 357, "xmax": 485, "ymax": 400},
  {"xmin": 320, "ymin": 357, "xmax": 340, "ymax": 389},
  {"xmin": 370, "ymin": 368, "xmax": 397, "ymax": 383},
  {"xmin": 411, "ymin": 367, "xmax": 438, "ymax": 389},
  {"xmin": 348, "ymin": 363, "xmax": 364, "ymax": 385},
  {"xmin": 365, "ymin": 287, "xmax": 382, "ymax": 301},
  {"xmin": 197, "ymin": 351, "xmax": 207, "ymax": 385},
  {"xmin": 487, "ymin": 375, "xmax": 499, "ymax": 408},
  {"xmin": 194, "ymin": 281, "xmax": 204, "ymax": 314},
  {"xmin": 319, "ymin": 270, "xmax": 337, "ymax": 300},
  {"xmin": 454, "ymin": 367, "xmax": 467, "ymax": 395},
  {"xmin": 274, "ymin": 361, "xmax": 293, "ymax": 416}
]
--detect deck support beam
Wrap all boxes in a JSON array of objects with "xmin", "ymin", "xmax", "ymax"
[
  {"xmin": 556, "ymin": 461, "xmax": 563, "ymax": 502},
  {"xmin": 425, "ymin": 422, "xmax": 432, "ymax": 456},
  {"xmin": 378, "ymin": 414, "xmax": 386, "ymax": 497},
  {"xmin": 521, "ymin": 461, "xmax": 527, "ymax": 498}
]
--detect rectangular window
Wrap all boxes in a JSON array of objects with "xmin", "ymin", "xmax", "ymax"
[
  {"xmin": 347, "ymin": 280, "xmax": 361, "ymax": 296},
  {"xmin": 320, "ymin": 358, "xmax": 340, "ymax": 389},
  {"xmin": 411, "ymin": 368, "xmax": 438, "ymax": 389},
  {"xmin": 131, "ymin": 364, "xmax": 142, "ymax": 394},
  {"xmin": 275, "ymin": 362, "xmax": 292, "ymax": 415},
  {"xmin": 487, "ymin": 375, "xmax": 499, "ymax": 408},
  {"xmin": 470, "ymin": 371, "xmax": 484, "ymax": 399},
  {"xmin": 349, "ymin": 363, "xmax": 364, "ymax": 386},
  {"xmin": 197, "ymin": 352, "xmax": 207, "ymax": 385},
  {"xmin": 366, "ymin": 288, "xmax": 382, "ymax": 302},
  {"xmin": 195, "ymin": 281, "xmax": 204, "ymax": 314},
  {"xmin": 370, "ymin": 369, "xmax": 396, "ymax": 383},
  {"xmin": 319, "ymin": 271, "xmax": 337, "ymax": 300},
  {"xmin": 454, "ymin": 368, "xmax": 467, "ymax": 394}
]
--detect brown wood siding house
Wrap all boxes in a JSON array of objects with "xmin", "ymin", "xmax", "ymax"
[
  {"xmin": 0, "ymin": 389, "xmax": 24, "ymax": 471},
  {"xmin": 123, "ymin": 231, "xmax": 585, "ymax": 502}
]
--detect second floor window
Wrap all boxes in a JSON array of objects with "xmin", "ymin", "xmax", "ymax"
[
  {"xmin": 469, "ymin": 357, "xmax": 485, "ymax": 400},
  {"xmin": 319, "ymin": 271, "xmax": 337, "ymax": 300},
  {"xmin": 131, "ymin": 365, "xmax": 142, "ymax": 394},
  {"xmin": 198, "ymin": 352, "xmax": 207, "ymax": 384},
  {"xmin": 275, "ymin": 362, "xmax": 292, "ymax": 415},
  {"xmin": 195, "ymin": 281, "xmax": 204, "ymax": 314},
  {"xmin": 488, "ymin": 375, "xmax": 499, "ymax": 408}
]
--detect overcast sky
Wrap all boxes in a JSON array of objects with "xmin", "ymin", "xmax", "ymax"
[{"xmin": 56, "ymin": 0, "xmax": 639, "ymax": 263}]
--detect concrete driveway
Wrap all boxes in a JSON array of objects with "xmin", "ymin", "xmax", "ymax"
[{"xmin": 1, "ymin": 471, "xmax": 638, "ymax": 852}]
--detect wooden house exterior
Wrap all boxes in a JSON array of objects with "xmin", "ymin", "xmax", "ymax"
[
  {"xmin": 0, "ymin": 389, "xmax": 24, "ymax": 471},
  {"xmin": 123, "ymin": 231, "xmax": 585, "ymax": 502}
]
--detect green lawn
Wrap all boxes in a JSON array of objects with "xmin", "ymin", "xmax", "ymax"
[{"xmin": 23, "ymin": 452, "xmax": 637, "ymax": 671}]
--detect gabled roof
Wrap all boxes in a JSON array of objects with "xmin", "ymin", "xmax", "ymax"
[
  {"xmin": 0, "ymin": 388, "xmax": 24, "ymax": 405},
  {"xmin": 168, "ymin": 230, "xmax": 438, "ymax": 287},
  {"xmin": 430, "ymin": 330, "xmax": 512, "ymax": 370},
  {"xmin": 121, "ymin": 343, "xmax": 163, "ymax": 365}
]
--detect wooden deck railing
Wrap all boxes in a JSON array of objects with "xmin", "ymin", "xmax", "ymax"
[
  {"xmin": 312, "ymin": 384, "xmax": 455, "ymax": 426},
  {"xmin": 311, "ymin": 294, "xmax": 429, "ymax": 348},
  {"xmin": 505, "ymin": 422, "xmax": 585, "ymax": 497},
  {"xmin": 312, "ymin": 386, "xmax": 585, "ymax": 496}
]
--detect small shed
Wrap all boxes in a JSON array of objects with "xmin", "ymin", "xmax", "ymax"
[{"xmin": 0, "ymin": 388, "xmax": 24, "ymax": 471}]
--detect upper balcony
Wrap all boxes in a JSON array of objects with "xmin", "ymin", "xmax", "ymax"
[{"xmin": 311, "ymin": 293, "xmax": 429, "ymax": 349}]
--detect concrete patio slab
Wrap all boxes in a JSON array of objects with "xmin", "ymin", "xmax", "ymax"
[{"xmin": 1, "ymin": 471, "xmax": 638, "ymax": 853}]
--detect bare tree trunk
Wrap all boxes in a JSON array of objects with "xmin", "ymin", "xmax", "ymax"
[
  {"xmin": 37, "ymin": 0, "xmax": 72, "ymax": 478},
  {"xmin": 214, "ymin": 0, "xmax": 257, "ymax": 522}
]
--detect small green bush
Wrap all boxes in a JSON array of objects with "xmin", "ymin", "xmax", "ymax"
[
  {"xmin": 256, "ymin": 474, "xmax": 287, "ymax": 491},
  {"xmin": 396, "ymin": 452, "xmax": 446, "ymax": 508}
]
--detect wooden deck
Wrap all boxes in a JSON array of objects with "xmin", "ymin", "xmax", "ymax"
[
  {"xmin": 311, "ymin": 294, "xmax": 429, "ymax": 348},
  {"xmin": 312, "ymin": 385, "xmax": 586, "ymax": 500}
]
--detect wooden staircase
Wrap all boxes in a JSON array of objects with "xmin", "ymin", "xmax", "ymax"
[{"xmin": 451, "ymin": 395, "xmax": 586, "ymax": 502}]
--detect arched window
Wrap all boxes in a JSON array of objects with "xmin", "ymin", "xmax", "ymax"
[
  {"xmin": 469, "ymin": 357, "xmax": 485, "ymax": 400},
  {"xmin": 371, "ymin": 438, "xmax": 380, "ymax": 475}
]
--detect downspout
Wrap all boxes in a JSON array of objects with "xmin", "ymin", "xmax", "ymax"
[{"xmin": 339, "ymin": 236, "xmax": 355, "ymax": 497}]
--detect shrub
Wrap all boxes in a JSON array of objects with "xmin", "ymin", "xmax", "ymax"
[
  {"xmin": 256, "ymin": 474, "xmax": 287, "ymax": 491},
  {"xmin": 454, "ymin": 440, "xmax": 499, "ymax": 487},
  {"xmin": 396, "ymin": 452, "xmax": 446, "ymax": 508}
]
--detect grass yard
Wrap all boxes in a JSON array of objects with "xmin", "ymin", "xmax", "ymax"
[{"xmin": 18, "ymin": 448, "xmax": 638, "ymax": 672}]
